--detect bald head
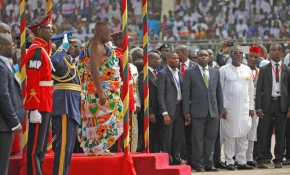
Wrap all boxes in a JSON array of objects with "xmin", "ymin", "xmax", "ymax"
[
  {"xmin": 0, "ymin": 33, "xmax": 13, "ymax": 58},
  {"xmin": 94, "ymin": 21, "xmax": 111, "ymax": 43},
  {"xmin": 175, "ymin": 45, "xmax": 188, "ymax": 51},
  {"xmin": 175, "ymin": 45, "xmax": 188, "ymax": 62},
  {"xmin": 0, "ymin": 33, "xmax": 12, "ymax": 45},
  {"xmin": 0, "ymin": 23, "xmax": 11, "ymax": 35},
  {"xmin": 148, "ymin": 52, "xmax": 160, "ymax": 69}
]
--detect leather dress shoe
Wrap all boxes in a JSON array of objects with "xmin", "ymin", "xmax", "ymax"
[
  {"xmin": 275, "ymin": 163, "xmax": 282, "ymax": 168},
  {"xmin": 282, "ymin": 159, "xmax": 290, "ymax": 165},
  {"xmin": 265, "ymin": 159, "xmax": 272, "ymax": 164},
  {"xmin": 237, "ymin": 164, "xmax": 254, "ymax": 170},
  {"xmin": 257, "ymin": 162, "xmax": 268, "ymax": 169},
  {"xmin": 215, "ymin": 161, "xmax": 227, "ymax": 169},
  {"xmin": 205, "ymin": 166, "xmax": 218, "ymax": 172},
  {"xmin": 247, "ymin": 161, "xmax": 257, "ymax": 167},
  {"xmin": 227, "ymin": 164, "xmax": 235, "ymax": 170},
  {"xmin": 195, "ymin": 168, "xmax": 205, "ymax": 172}
]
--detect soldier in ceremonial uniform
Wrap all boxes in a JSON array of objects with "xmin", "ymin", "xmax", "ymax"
[
  {"xmin": 111, "ymin": 31, "xmax": 141, "ymax": 152},
  {"xmin": 22, "ymin": 15, "xmax": 54, "ymax": 175},
  {"xmin": 50, "ymin": 31, "xmax": 81, "ymax": 175}
]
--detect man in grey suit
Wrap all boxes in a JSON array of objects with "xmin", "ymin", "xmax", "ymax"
[
  {"xmin": 256, "ymin": 43, "xmax": 290, "ymax": 169},
  {"xmin": 175, "ymin": 45, "xmax": 196, "ymax": 165},
  {"xmin": 182, "ymin": 50, "xmax": 224, "ymax": 172},
  {"xmin": 157, "ymin": 51, "xmax": 183, "ymax": 165},
  {"xmin": 0, "ymin": 33, "xmax": 24, "ymax": 175}
]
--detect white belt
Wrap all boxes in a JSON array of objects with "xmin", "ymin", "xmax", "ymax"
[{"xmin": 40, "ymin": 81, "xmax": 53, "ymax": 86}]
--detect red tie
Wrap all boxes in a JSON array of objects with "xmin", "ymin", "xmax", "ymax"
[
  {"xmin": 181, "ymin": 63, "xmax": 185, "ymax": 76},
  {"xmin": 153, "ymin": 70, "xmax": 157, "ymax": 77}
]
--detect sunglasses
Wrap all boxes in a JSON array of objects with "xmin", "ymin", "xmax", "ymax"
[{"xmin": 233, "ymin": 51, "xmax": 243, "ymax": 55}]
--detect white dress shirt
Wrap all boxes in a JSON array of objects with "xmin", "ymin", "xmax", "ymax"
[
  {"xmin": 271, "ymin": 60, "xmax": 282, "ymax": 97},
  {"xmin": 168, "ymin": 66, "xmax": 182, "ymax": 101},
  {"xmin": 198, "ymin": 64, "xmax": 210, "ymax": 79},
  {"xmin": 148, "ymin": 66, "xmax": 156, "ymax": 78},
  {"xmin": 180, "ymin": 58, "xmax": 190, "ymax": 70}
]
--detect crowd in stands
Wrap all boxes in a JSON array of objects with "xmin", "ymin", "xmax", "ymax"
[{"xmin": 0, "ymin": 0, "xmax": 290, "ymax": 45}]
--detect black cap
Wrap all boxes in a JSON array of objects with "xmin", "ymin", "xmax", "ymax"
[{"xmin": 158, "ymin": 43, "xmax": 172, "ymax": 51}]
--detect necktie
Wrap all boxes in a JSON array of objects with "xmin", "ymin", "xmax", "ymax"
[
  {"xmin": 203, "ymin": 67, "xmax": 209, "ymax": 88},
  {"xmin": 153, "ymin": 69, "xmax": 157, "ymax": 77},
  {"xmin": 181, "ymin": 63, "xmax": 185, "ymax": 76},
  {"xmin": 275, "ymin": 63, "xmax": 279, "ymax": 82}
]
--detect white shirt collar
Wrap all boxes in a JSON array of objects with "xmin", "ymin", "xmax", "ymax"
[
  {"xmin": 198, "ymin": 64, "xmax": 209, "ymax": 71},
  {"xmin": 148, "ymin": 66, "xmax": 155, "ymax": 74},
  {"xmin": 0, "ymin": 55, "xmax": 13, "ymax": 72},
  {"xmin": 271, "ymin": 60, "xmax": 282, "ymax": 66},
  {"xmin": 168, "ymin": 65, "xmax": 179, "ymax": 73},
  {"xmin": 180, "ymin": 58, "xmax": 190, "ymax": 68}
]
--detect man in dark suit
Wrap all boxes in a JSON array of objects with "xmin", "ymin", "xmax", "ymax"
[
  {"xmin": 0, "ymin": 33, "xmax": 24, "ymax": 175},
  {"xmin": 138, "ymin": 52, "xmax": 161, "ymax": 152},
  {"xmin": 157, "ymin": 51, "xmax": 183, "ymax": 165},
  {"xmin": 182, "ymin": 50, "xmax": 224, "ymax": 172},
  {"xmin": 256, "ymin": 43, "xmax": 290, "ymax": 169},
  {"xmin": 175, "ymin": 44, "xmax": 196, "ymax": 165}
]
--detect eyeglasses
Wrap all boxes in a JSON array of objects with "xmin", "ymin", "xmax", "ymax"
[{"xmin": 233, "ymin": 51, "xmax": 243, "ymax": 55}]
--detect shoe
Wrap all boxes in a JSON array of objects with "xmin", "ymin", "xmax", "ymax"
[
  {"xmin": 205, "ymin": 166, "xmax": 218, "ymax": 172},
  {"xmin": 257, "ymin": 162, "xmax": 268, "ymax": 169},
  {"xmin": 237, "ymin": 164, "xmax": 254, "ymax": 170},
  {"xmin": 227, "ymin": 164, "xmax": 235, "ymax": 170},
  {"xmin": 247, "ymin": 161, "xmax": 257, "ymax": 167},
  {"xmin": 265, "ymin": 159, "xmax": 272, "ymax": 164},
  {"xmin": 282, "ymin": 159, "xmax": 290, "ymax": 165},
  {"xmin": 214, "ymin": 161, "xmax": 227, "ymax": 169},
  {"xmin": 195, "ymin": 168, "xmax": 205, "ymax": 172},
  {"xmin": 275, "ymin": 163, "xmax": 282, "ymax": 168}
]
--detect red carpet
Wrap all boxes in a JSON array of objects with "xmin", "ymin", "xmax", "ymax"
[{"xmin": 9, "ymin": 153, "xmax": 191, "ymax": 175}]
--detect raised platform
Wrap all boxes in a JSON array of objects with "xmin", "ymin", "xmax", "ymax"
[{"xmin": 9, "ymin": 153, "xmax": 191, "ymax": 175}]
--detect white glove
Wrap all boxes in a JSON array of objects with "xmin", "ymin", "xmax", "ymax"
[
  {"xmin": 63, "ymin": 33, "xmax": 68, "ymax": 44},
  {"xmin": 30, "ymin": 110, "xmax": 42, "ymax": 123}
]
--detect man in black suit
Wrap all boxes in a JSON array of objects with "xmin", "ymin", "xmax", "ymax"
[
  {"xmin": 175, "ymin": 44, "xmax": 196, "ymax": 165},
  {"xmin": 256, "ymin": 43, "xmax": 290, "ymax": 169},
  {"xmin": 182, "ymin": 50, "xmax": 224, "ymax": 172},
  {"xmin": 0, "ymin": 33, "xmax": 24, "ymax": 175},
  {"xmin": 157, "ymin": 51, "xmax": 183, "ymax": 165},
  {"xmin": 138, "ymin": 52, "xmax": 161, "ymax": 152}
]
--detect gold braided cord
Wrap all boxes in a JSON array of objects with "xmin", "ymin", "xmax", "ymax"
[{"xmin": 52, "ymin": 57, "xmax": 79, "ymax": 83}]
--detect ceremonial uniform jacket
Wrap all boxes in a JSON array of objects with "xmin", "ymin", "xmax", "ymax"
[
  {"xmin": 22, "ymin": 37, "xmax": 53, "ymax": 112},
  {"xmin": 50, "ymin": 44, "xmax": 81, "ymax": 124}
]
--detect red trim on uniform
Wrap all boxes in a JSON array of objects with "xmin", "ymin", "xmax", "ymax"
[{"xmin": 32, "ymin": 124, "xmax": 39, "ymax": 175}]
